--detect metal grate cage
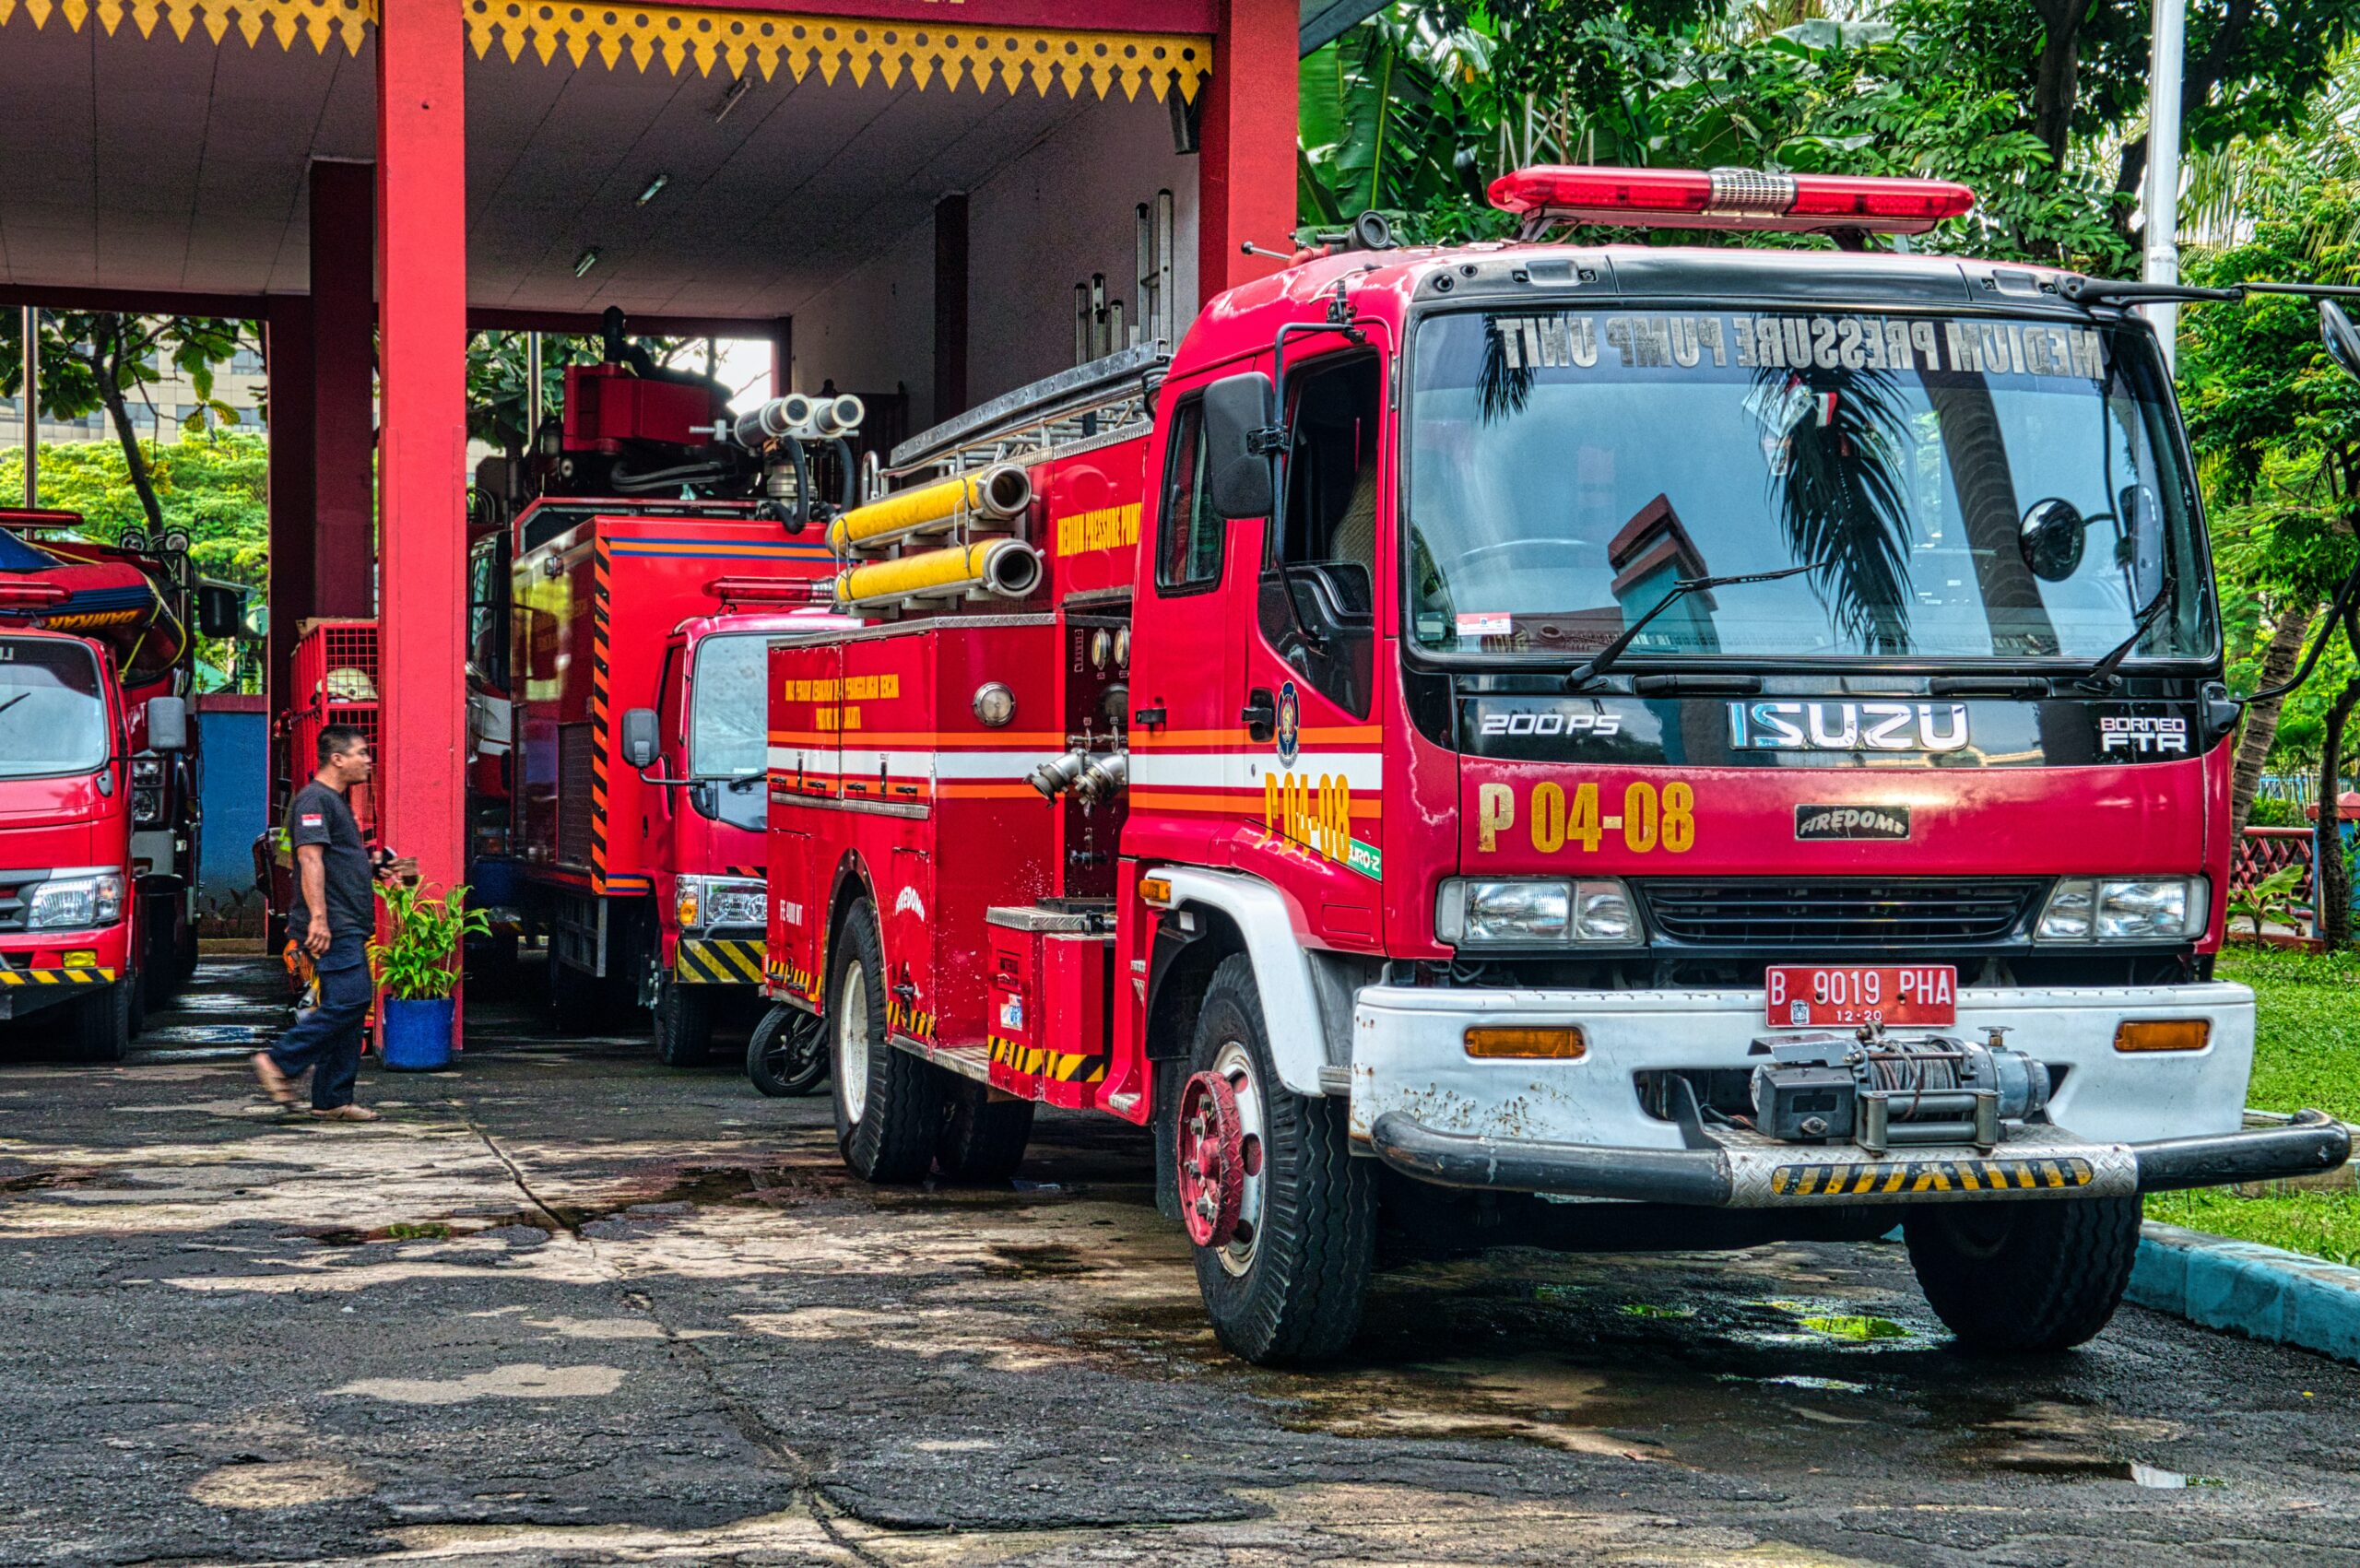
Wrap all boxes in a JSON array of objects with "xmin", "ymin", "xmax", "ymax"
[{"xmin": 1634, "ymin": 878, "xmax": 2048, "ymax": 949}]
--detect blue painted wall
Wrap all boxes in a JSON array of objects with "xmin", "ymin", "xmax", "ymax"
[{"xmin": 195, "ymin": 704, "xmax": 268, "ymax": 937}]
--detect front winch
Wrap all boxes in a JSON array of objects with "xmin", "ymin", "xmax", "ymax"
[{"xmin": 1749, "ymin": 1027, "xmax": 2051, "ymax": 1155}]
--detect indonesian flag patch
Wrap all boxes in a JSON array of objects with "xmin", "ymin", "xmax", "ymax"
[{"xmin": 300, "ymin": 813, "xmax": 324, "ymax": 829}]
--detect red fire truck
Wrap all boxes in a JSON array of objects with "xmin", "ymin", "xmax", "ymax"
[
  {"xmin": 762, "ymin": 167, "xmax": 2355, "ymax": 1365},
  {"xmin": 500, "ymin": 328, "xmax": 863, "ymax": 1065},
  {"xmin": 1, "ymin": 512, "xmax": 238, "ymax": 1057}
]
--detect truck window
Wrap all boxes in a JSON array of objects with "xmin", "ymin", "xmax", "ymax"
[
  {"xmin": 688, "ymin": 633, "xmax": 768, "ymax": 779},
  {"xmin": 0, "ymin": 637, "xmax": 109, "ymax": 779},
  {"xmin": 1258, "ymin": 354, "xmax": 1379, "ymax": 717},
  {"xmin": 1155, "ymin": 396, "xmax": 1223, "ymax": 594}
]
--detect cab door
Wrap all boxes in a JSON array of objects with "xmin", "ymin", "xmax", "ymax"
[
  {"xmin": 1124, "ymin": 373, "xmax": 1247, "ymax": 871},
  {"xmin": 1227, "ymin": 340, "xmax": 1390, "ymax": 948}
]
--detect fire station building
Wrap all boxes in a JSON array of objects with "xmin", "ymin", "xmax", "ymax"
[{"xmin": 0, "ymin": 0, "xmax": 1332, "ymax": 902}]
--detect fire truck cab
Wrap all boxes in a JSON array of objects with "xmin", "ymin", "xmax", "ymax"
[{"xmin": 766, "ymin": 167, "xmax": 2354, "ymax": 1366}]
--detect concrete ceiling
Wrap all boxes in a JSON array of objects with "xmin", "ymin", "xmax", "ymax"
[{"xmin": 0, "ymin": 24, "xmax": 1162, "ymax": 321}]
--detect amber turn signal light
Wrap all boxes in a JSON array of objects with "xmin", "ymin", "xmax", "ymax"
[
  {"xmin": 1464, "ymin": 1026, "xmax": 1587, "ymax": 1059},
  {"xmin": 2113, "ymin": 1019, "xmax": 2211, "ymax": 1053},
  {"xmin": 1139, "ymin": 876, "xmax": 1173, "ymax": 907}
]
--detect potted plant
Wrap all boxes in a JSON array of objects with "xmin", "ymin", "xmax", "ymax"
[{"xmin": 370, "ymin": 880, "xmax": 489, "ymax": 1070}]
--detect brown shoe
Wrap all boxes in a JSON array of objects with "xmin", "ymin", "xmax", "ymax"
[
  {"xmin": 251, "ymin": 1053, "xmax": 296, "ymax": 1106},
  {"xmin": 309, "ymin": 1105, "xmax": 381, "ymax": 1122}
]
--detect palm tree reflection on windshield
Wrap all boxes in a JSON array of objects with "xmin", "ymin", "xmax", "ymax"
[
  {"xmin": 1477, "ymin": 321, "xmax": 1534, "ymax": 424},
  {"xmin": 1753, "ymin": 362, "xmax": 1915, "ymax": 653}
]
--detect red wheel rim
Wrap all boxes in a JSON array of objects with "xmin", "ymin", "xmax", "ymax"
[{"xmin": 1176, "ymin": 1068, "xmax": 1245, "ymax": 1248}]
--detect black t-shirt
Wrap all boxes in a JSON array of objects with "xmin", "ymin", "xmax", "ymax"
[{"xmin": 287, "ymin": 781, "xmax": 373, "ymax": 949}]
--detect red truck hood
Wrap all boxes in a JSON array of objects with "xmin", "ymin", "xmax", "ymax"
[
  {"xmin": 0, "ymin": 773, "xmax": 114, "ymax": 872},
  {"xmin": 1457, "ymin": 758, "xmax": 2209, "ymax": 878}
]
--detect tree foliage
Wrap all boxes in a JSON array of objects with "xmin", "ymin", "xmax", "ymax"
[{"xmin": 0, "ymin": 312, "xmax": 257, "ymax": 534}]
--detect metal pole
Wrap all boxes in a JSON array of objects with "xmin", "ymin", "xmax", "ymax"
[
  {"xmin": 2142, "ymin": 0, "xmax": 2185, "ymax": 374},
  {"xmin": 525, "ymin": 331, "xmax": 542, "ymax": 446},
  {"xmin": 19, "ymin": 306, "xmax": 35, "ymax": 508}
]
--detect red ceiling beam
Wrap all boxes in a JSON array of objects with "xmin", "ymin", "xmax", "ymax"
[
  {"xmin": 466, "ymin": 308, "xmax": 781, "ymax": 339},
  {"xmin": 0, "ymin": 286, "xmax": 266, "ymax": 320}
]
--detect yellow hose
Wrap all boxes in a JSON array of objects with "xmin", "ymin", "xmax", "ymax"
[
  {"xmin": 833, "ymin": 539, "xmax": 1041, "ymax": 608},
  {"xmin": 826, "ymin": 463, "xmax": 1031, "ymax": 552}
]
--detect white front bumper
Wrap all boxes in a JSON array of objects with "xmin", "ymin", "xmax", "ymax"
[{"xmin": 1347, "ymin": 982, "xmax": 2255, "ymax": 1151}]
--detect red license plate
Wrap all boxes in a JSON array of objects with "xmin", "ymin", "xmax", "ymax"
[{"xmin": 1764, "ymin": 964, "xmax": 1957, "ymax": 1029}]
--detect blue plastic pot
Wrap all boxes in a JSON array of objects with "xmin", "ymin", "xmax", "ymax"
[{"xmin": 380, "ymin": 996, "xmax": 455, "ymax": 1071}]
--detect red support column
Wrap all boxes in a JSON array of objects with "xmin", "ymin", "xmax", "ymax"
[
  {"xmin": 1198, "ymin": 0, "xmax": 1297, "ymax": 299},
  {"xmin": 375, "ymin": 0, "xmax": 468, "ymax": 907},
  {"xmin": 311, "ymin": 160, "xmax": 375, "ymax": 619},
  {"xmin": 263, "ymin": 293, "xmax": 315, "ymax": 775}
]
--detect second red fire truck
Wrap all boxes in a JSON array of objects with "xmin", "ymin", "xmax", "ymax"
[{"xmin": 757, "ymin": 166, "xmax": 2353, "ymax": 1364}]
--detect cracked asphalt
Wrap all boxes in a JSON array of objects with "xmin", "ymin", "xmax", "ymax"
[{"xmin": 4, "ymin": 954, "xmax": 2359, "ymax": 1567}]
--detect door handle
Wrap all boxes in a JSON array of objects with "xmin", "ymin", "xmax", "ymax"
[{"xmin": 1240, "ymin": 688, "xmax": 1277, "ymax": 743}]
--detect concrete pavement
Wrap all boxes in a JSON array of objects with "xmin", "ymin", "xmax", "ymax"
[{"xmin": 4, "ymin": 957, "xmax": 2359, "ymax": 1566}]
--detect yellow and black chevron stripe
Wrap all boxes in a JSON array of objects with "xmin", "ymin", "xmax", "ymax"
[
  {"xmin": 884, "ymin": 997, "xmax": 936, "ymax": 1040},
  {"xmin": 0, "ymin": 967, "xmax": 116, "ymax": 987},
  {"xmin": 987, "ymin": 1033, "xmax": 1107, "ymax": 1084},
  {"xmin": 588, "ymin": 538, "xmax": 612, "ymax": 886},
  {"xmin": 1771, "ymin": 1155, "xmax": 2096, "ymax": 1199},
  {"xmin": 676, "ymin": 937, "xmax": 765, "ymax": 985},
  {"xmin": 766, "ymin": 957, "xmax": 820, "ymax": 999}
]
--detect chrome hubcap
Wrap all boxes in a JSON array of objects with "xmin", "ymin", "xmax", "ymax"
[{"xmin": 1210, "ymin": 1039, "xmax": 1266, "ymax": 1277}]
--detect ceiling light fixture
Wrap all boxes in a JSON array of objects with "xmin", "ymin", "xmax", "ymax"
[
  {"xmin": 573, "ymin": 248, "xmax": 600, "ymax": 278},
  {"xmin": 713, "ymin": 74, "xmax": 751, "ymax": 123},
  {"xmin": 636, "ymin": 172, "xmax": 670, "ymax": 206}
]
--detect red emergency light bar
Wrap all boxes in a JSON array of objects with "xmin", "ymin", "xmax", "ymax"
[
  {"xmin": 0, "ymin": 581, "xmax": 70, "ymax": 611},
  {"xmin": 706, "ymin": 574, "xmax": 830, "ymax": 606},
  {"xmin": 1487, "ymin": 166, "xmax": 1975, "ymax": 235}
]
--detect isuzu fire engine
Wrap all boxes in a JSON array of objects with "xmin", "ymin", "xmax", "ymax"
[
  {"xmin": 1, "ymin": 511, "xmax": 237, "ymax": 1058},
  {"xmin": 495, "ymin": 320, "xmax": 861, "ymax": 1068},
  {"xmin": 760, "ymin": 167, "xmax": 2355, "ymax": 1365}
]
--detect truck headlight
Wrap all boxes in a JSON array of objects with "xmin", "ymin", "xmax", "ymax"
[
  {"xmin": 2036, "ymin": 877, "xmax": 2208, "ymax": 942},
  {"xmin": 677, "ymin": 876, "xmax": 765, "ymax": 931},
  {"xmin": 131, "ymin": 758, "xmax": 164, "ymax": 786},
  {"xmin": 28, "ymin": 871, "xmax": 126, "ymax": 931},
  {"xmin": 1436, "ymin": 878, "xmax": 1641, "ymax": 949},
  {"xmin": 133, "ymin": 788, "xmax": 164, "ymax": 825}
]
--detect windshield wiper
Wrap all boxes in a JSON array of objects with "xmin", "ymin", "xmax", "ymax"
[
  {"xmin": 1564, "ymin": 558, "xmax": 1829, "ymax": 692},
  {"xmin": 2072, "ymin": 572, "xmax": 2177, "ymax": 692},
  {"xmin": 0, "ymin": 693, "xmax": 26, "ymax": 721},
  {"xmin": 2060, "ymin": 277, "xmax": 2360, "ymax": 308}
]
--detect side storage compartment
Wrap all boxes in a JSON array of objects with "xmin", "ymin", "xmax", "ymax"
[{"xmin": 985, "ymin": 905, "xmax": 1115, "ymax": 1110}]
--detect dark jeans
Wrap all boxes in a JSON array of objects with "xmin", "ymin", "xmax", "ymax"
[{"xmin": 269, "ymin": 937, "xmax": 370, "ymax": 1110}]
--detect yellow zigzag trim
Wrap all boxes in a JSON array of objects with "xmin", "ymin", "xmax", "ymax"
[
  {"xmin": 463, "ymin": 4, "xmax": 1210, "ymax": 100},
  {"xmin": 0, "ymin": 0, "xmax": 371, "ymax": 54}
]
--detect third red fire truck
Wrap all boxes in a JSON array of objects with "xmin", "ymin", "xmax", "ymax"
[{"xmin": 759, "ymin": 167, "xmax": 2355, "ymax": 1364}]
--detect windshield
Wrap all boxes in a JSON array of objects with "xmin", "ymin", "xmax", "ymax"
[
  {"xmin": 1407, "ymin": 308, "xmax": 2210, "ymax": 665},
  {"xmin": 689, "ymin": 633, "xmax": 768, "ymax": 779},
  {"xmin": 0, "ymin": 637, "xmax": 109, "ymax": 778}
]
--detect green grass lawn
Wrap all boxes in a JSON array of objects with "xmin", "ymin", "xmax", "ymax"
[{"xmin": 2142, "ymin": 946, "xmax": 2360, "ymax": 1265}]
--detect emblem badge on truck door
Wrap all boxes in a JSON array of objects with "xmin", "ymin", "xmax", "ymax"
[{"xmin": 1275, "ymin": 681, "xmax": 1301, "ymax": 767}]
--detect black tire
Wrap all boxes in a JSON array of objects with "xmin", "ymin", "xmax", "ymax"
[
  {"xmin": 1905, "ymin": 1196, "xmax": 2142, "ymax": 1352},
  {"xmin": 747, "ymin": 1003, "xmax": 828, "ymax": 1097},
  {"xmin": 652, "ymin": 975, "xmax": 714, "ymax": 1067},
  {"xmin": 830, "ymin": 898, "xmax": 942, "ymax": 1182},
  {"xmin": 1185, "ymin": 954, "xmax": 1375, "ymax": 1366},
  {"xmin": 935, "ymin": 1079, "xmax": 1034, "ymax": 1185},
  {"xmin": 70, "ymin": 979, "xmax": 136, "ymax": 1063}
]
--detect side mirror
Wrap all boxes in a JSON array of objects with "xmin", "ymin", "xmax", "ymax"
[
  {"xmin": 2323, "ymin": 301, "xmax": 2360, "ymax": 383},
  {"xmin": 195, "ymin": 582, "xmax": 248, "ymax": 640},
  {"xmin": 2018, "ymin": 497, "xmax": 2087, "ymax": 583},
  {"xmin": 145, "ymin": 695, "xmax": 189, "ymax": 753},
  {"xmin": 1202, "ymin": 371, "xmax": 1277, "ymax": 520},
  {"xmin": 620, "ymin": 707, "xmax": 660, "ymax": 770}
]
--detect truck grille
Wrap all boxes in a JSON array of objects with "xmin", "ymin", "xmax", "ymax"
[
  {"xmin": 1634, "ymin": 878, "xmax": 2047, "ymax": 949},
  {"xmin": 0, "ymin": 879, "xmax": 28, "ymax": 934}
]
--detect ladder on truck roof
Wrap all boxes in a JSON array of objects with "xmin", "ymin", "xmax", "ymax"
[{"xmin": 888, "ymin": 344, "xmax": 1169, "ymax": 479}]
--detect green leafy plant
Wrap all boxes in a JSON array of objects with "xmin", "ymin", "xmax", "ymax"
[
  {"xmin": 370, "ymin": 881, "xmax": 490, "ymax": 1002},
  {"xmin": 2227, "ymin": 863, "xmax": 2308, "ymax": 941}
]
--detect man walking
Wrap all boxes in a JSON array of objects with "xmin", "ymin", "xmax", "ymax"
[{"xmin": 252, "ymin": 725, "xmax": 408, "ymax": 1120}]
